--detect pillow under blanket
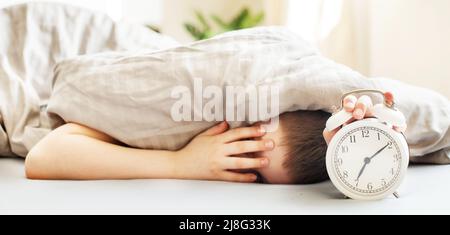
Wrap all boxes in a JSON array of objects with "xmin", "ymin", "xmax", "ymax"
[{"xmin": 47, "ymin": 27, "xmax": 450, "ymax": 164}]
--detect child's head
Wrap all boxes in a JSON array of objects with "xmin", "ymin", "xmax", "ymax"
[{"xmin": 254, "ymin": 110, "xmax": 331, "ymax": 184}]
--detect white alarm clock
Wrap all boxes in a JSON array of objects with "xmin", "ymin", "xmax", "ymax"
[{"xmin": 325, "ymin": 90, "xmax": 410, "ymax": 201}]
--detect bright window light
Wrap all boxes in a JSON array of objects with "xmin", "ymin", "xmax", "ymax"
[{"xmin": 286, "ymin": 0, "xmax": 343, "ymax": 43}]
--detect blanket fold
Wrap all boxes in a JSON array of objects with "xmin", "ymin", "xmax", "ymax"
[
  {"xmin": 46, "ymin": 27, "xmax": 450, "ymax": 163},
  {"xmin": 0, "ymin": 2, "xmax": 179, "ymax": 157},
  {"xmin": 0, "ymin": 3, "xmax": 448, "ymax": 164}
]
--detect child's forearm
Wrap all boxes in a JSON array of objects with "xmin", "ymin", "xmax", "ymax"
[
  {"xmin": 25, "ymin": 126, "xmax": 179, "ymax": 180},
  {"xmin": 26, "ymin": 122, "xmax": 271, "ymax": 182}
]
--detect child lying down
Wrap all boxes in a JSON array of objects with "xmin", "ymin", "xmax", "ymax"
[
  {"xmin": 23, "ymin": 28, "xmax": 450, "ymax": 184},
  {"xmin": 25, "ymin": 95, "xmax": 400, "ymax": 184},
  {"xmin": 21, "ymin": 96, "xmax": 365, "ymax": 183}
]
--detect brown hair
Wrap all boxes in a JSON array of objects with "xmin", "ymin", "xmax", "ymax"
[{"xmin": 281, "ymin": 110, "xmax": 331, "ymax": 184}]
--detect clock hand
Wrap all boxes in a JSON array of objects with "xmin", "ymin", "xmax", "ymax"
[
  {"xmin": 355, "ymin": 143, "xmax": 391, "ymax": 182},
  {"xmin": 356, "ymin": 161, "xmax": 368, "ymax": 182},
  {"xmin": 369, "ymin": 143, "xmax": 390, "ymax": 161}
]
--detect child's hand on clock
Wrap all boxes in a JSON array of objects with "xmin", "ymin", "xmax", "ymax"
[{"xmin": 323, "ymin": 92, "xmax": 406, "ymax": 145}]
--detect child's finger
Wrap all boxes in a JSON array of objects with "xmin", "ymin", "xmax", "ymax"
[
  {"xmin": 354, "ymin": 95, "xmax": 373, "ymax": 119},
  {"xmin": 394, "ymin": 125, "xmax": 407, "ymax": 133},
  {"xmin": 384, "ymin": 92, "xmax": 395, "ymax": 106},
  {"xmin": 223, "ymin": 157, "xmax": 270, "ymax": 170},
  {"xmin": 225, "ymin": 140, "xmax": 274, "ymax": 155},
  {"xmin": 199, "ymin": 122, "xmax": 229, "ymax": 136},
  {"xmin": 220, "ymin": 172, "xmax": 258, "ymax": 183},
  {"xmin": 323, "ymin": 128, "xmax": 340, "ymax": 145},
  {"xmin": 344, "ymin": 95, "xmax": 358, "ymax": 112},
  {"xmin": 221, "ymin": 126, "xmax": 266, "ymax": 143}
]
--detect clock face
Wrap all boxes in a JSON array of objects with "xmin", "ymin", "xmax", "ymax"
[{"xmin": 327, "ymin": 121, "xmax": 409, "ymax": 200}]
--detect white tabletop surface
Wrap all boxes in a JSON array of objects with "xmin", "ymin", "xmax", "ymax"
[{"xmin": 0, "ymin": 158, "xmax": 449, "ymax": 215}]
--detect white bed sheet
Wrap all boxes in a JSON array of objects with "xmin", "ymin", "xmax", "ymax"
[{"xmin": 1, "ymin": 158, "xmax": 449, "ymax": 215}]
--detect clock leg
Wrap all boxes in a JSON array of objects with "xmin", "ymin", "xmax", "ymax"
[{"xmin": 393, "ymin": 192, "xmax": 400, "ymax": 199}]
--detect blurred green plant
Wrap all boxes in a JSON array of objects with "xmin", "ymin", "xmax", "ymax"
[{"xmin": 184, "ymin": 8, "xmax": 265, "ymax": 41}]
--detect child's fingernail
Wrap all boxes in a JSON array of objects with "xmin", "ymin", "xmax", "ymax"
[
  {"xmin": 345, "ymin": 101, "xmax": 354, "ymax": 108},
  {"xmin": 355, "ymin": 109, "xmax": 364, "ymax": 118},
  {"xmin": 261, "ymin": 159, "xmax": 269, "ymax": 166},
  {"xmin": 385, "ymin": 92, "xmax": 394, "ymax": 103},
  {"xmin": 265, "ymin": 141, "xmax": 274, "ymax": 149}
]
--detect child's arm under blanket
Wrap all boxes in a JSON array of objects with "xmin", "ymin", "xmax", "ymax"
[
  {"xmin": 46, "ymin": 27, "xmax": 449, "ymax": 163},
  {"xmin": 370, "ymin": 77, "xmax": 450, "ymax": 164},
  {"xmin": 268, "ymin": 49, "xmax": 450, "ymax": 164}
]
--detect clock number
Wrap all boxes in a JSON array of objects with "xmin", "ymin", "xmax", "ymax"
[
  {"xmin": 349, "ymin": 135, "xmax": 356, "ymax": 144},
  {"xmin": 337, "ymin": 158, "xmax": 343, "ymax": 166},
  {"xmin": 341, "ymin": 146, "xmax": 349, "ymax": 154},
  {"xmin": 381, "ymin": 179, "xmax": 387, "ymax": 187},
  {"xmin": 393, "ymin": 154, "xmax": 400, "ymax": 162},
  {"xmin": 343, "ymin": 171, "xmax": 349, "ymax": 179},
  {"xmin": 377, "ymin": 133, "xmax": 381, "ymax": 141},
  {"xmin": 390, "ymin": 168, "xmax": 395, "ymax": 176},
  {"xmin": 362, "ymin": 130, "xmax": 370, "ymax": 138},
  {"xmin": 367, "ymin": 183, "xmax": 373, "ymax": 191},
  {"xmin": 388, "ymin": 142, "xmax": 393, "ymax": 149}
]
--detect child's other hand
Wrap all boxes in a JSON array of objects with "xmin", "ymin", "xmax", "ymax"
[
  {"xmin": 175, "ymin": 122, "xmax": 274, "ymax": 183},
  {"xmin": 323, "ymin": 92, "xmax": 405, "ymax": 145}
]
